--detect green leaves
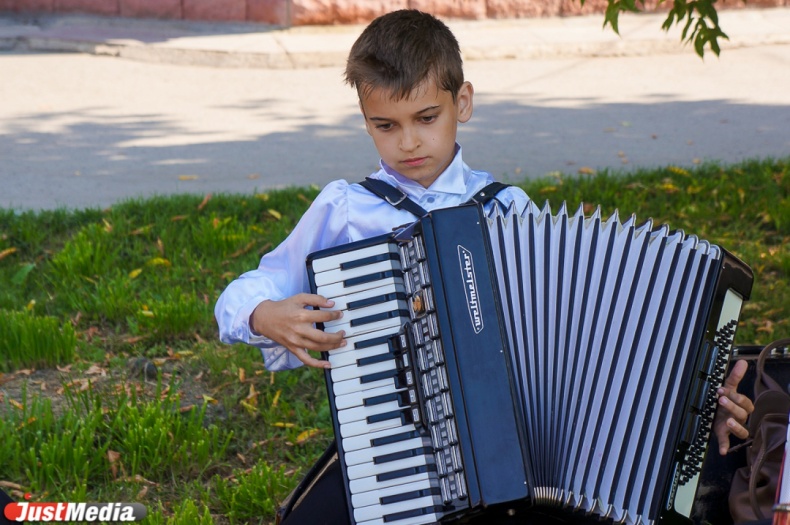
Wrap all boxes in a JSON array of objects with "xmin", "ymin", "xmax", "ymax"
[{"xmin": 603, "ymin": 0, "xmax": 728, "ymax": 57}]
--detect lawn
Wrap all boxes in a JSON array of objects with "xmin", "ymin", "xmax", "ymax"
[{"xmin": 0, "ymin": 158, "xmax": 788, "ymax": 524}]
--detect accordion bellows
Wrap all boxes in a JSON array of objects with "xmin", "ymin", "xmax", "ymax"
[{"xmin": 486, "ymin": 201, "xmax": 735, "ymax": 523}]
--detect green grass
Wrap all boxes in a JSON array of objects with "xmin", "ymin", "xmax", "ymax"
[{"xmin": 0, "ymin": 159, "xmax": 788, "ymax": 523}]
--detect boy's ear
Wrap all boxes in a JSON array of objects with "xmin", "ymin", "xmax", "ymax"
[{"xmin": 456, "ymin": 82, "xmax": 474, "ymax": 123}]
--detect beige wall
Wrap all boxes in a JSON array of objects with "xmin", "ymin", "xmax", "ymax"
[{"xmin": 1, "ymin": 0, "xmax": 787, "ymax": 26}]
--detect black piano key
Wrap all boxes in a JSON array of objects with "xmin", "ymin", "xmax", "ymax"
[
  {"xmin": 339, "ymin": 251, "xmax": 400, "ymax": 271},
  {"xmin": 380, "ymin": 487, "xmax": 441, "ymax": 505},
  {"xmin": 357, "ymin": 352, "xmax": 397, "ymax": 367},
  {"xmin": 383, "ymin": 505, "xmax": 445, "ymax": 523},
  {"xmin": 350, "ymin": 309, "xmax": 410, "ymax": 328},
  {"xmin": 364, "ymin": 390, "xmax": 410, "ymax": 407},
  {"xmin": 360, "ymin": 368, "xmax": 398, "ymax": 384},
  {"xmin": 374, "ymin": 446, "xmax": 433, "ymax": 465},
  {"xmin": 347, "ymin": 291, "xmax": 407, "ymax": 311},
  {"xmin": 354, "ymin": 333, "xmax": 395, "ymax": 350},
  {"xmin": 376, "ymin": 463, "xmax": 436, "ymax": 482},
  {"xmin": 367, "ymin": 409, "xmax": 408, "ymax": 424},
  {"xmin": 370, "ymin": 429, "xmax": 422, "ymax": 448},
  {"xmin": 344, "ymin": 269, "xmax": 402, "ymax": 288}
]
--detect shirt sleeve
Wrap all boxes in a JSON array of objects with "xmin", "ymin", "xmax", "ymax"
[{"xmin": 214, "ymin": 180, "xmax": 351, "ymax": 371}]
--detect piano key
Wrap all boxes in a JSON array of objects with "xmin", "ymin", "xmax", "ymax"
[
  {"xmin": 354, "ymin": 489, "xmax": 442, "ymax": 522},
  {"xmin": 351, "ymin": 478, "xmax": 437, "ymax": 509},
  {"xmin": 335, "ymin": 383, "xmax": 406, "ymax": 411},
  {"xmin": 331, "ymin": 355, "xmax": 396, "ymax": 383},
  {"xmin": 314, "ymin": 259, "xmax": 402, "ymax": 287},
  {"xmin": 311, "ymin": 242, "xmax": 398, "ymax": 274},
  {"xmin": 326, "ymin": 326, "xmax": 400, "ymax": 360},
  {"xmin": 342, "ymin": 424, "xmax": 420, "ymax": 453},
  {"xmin": 337, "ymin": 398, "xmax": 406, "ymax": 425},
  {"xmin": 317, "ymin": 272, "xmax": 401, "ymax": 299},
  {"xmin": 324, "ymin": 309, "xmax": 408, "ymax": 337},
  {"xmin": 347, "ymin": 450, "xmax": 432, "ymax": 480},
  {"xmin": 349, "ymin": 463, "xmax": 437, "ymax": 494},
  {"xmin": 344, "ymin": 436, "xmax": 431, "ymax": 467},
  {"xmin": 355, "ymin": 507, "xmax": 443, "ymax": 525},
  {"xmin": 340, "ymin": 408, "xmax": 413, "ymax": 438},
  {"xmin": 329, "ymin": 342, "xmax": 393, "ymax": 370},
  {"xmin": 321, "ymin": 283, "xmax": 405, "ymax": 312},
  {"xmin": 324, "ymin": 299, "xmax": 408, "ymax": 328},
  {"xmin": 332, "ymin": 373, "xmax": 396, "ymax": 397}
]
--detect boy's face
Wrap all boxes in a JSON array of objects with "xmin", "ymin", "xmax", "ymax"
[{"xmin": 359, "ymin": 78, "xmax": 473, "ymax": 188}]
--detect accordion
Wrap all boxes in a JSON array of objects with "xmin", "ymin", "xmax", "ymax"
[{"xmin": 306, "ymin": 202, "xmax": 754, "ymax": 525}]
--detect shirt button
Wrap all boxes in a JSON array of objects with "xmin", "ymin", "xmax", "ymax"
[{"xmin": 426, "ymin": 197, "xmax": 435, "ymax": 204}]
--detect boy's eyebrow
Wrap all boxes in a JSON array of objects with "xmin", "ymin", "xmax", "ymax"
[{"xmin": 367, "ymin": 105, "xmax": 441, "ymax": 121}]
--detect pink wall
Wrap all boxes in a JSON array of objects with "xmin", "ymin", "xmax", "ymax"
[{"xmin": 1, "ymin": 0, "xmax": 786, "ymax": 26}]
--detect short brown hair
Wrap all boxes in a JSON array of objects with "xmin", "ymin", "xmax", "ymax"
[{"xmin": 344, "ymin": 10, "xmax": 464, "ymax": 102}]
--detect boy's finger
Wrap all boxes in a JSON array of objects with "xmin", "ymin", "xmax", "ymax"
[
  {"xmin": 726, "ymin": 417, "xmax": 749, "ymax": 440},
  {"xmin": 292, "ymin": 347, "xmax": 331, "ymax": 369},
  {"xmin": 309, "ymin": 308, "xmax": 343, "ymax": 323},
  {"xmin": 718, "ymin": 395, "xmax": 750, "ymax": 424},
  {"xmin": 296, "ymin": 293, "xmax": 336, "ymax": 309},
  {"xmin": 723, "ymin": 359, "xmax": 748, "ymax": 389}
]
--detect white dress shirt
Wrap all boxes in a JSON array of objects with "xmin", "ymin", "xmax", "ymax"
[{"xmin": 214, "ymin": 145, "xmax": 531, "ymax": 370}]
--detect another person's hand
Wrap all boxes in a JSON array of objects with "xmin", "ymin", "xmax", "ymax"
[
  {"xmin": 251, "ymin": 293, "xmax": 346, "ymax": 369},
  {"xmin": 713, "ymin": 359, "xmax": 754, "ymax": 455}
]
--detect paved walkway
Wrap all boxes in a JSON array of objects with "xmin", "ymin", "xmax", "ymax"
[
  {"xmin": 1, "ymin": 8, "xmax": 789, "ymax": 210},
  {"xmin": 2, "ymin": 8, "xmax": 790, "ymax": 67}
]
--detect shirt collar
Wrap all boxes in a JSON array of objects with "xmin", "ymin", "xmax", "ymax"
[{"xmin": 379, "ymin": 143, "xmax": 468, "ymax": 198}]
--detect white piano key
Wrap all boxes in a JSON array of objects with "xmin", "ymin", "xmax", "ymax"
[
  {"xmin": 338, "ymin": 399, "xmax": 407, "ymax": 425},
  {"xmin": 332, "ymin": 375, "xmax": 396, "ymax": 397},
  {"xmin": 349, "ymin": 465, "xmax": 435, "ymax": 495},
  {"xmin": 311, "ymin": 242, "xmax": 397, "ymax": 274},
  {"xmin": 351, "ymin": 478, "xmax": 437, "ymax": 509},
  {"xmin": 317, "ymin": 274, "xmax": 400, "ymax": 299},
  {"xmin": 347, "ymin": 452, "xmax": 431, "ymax": 480},
  {"xmin": 331, "ymin": 354, "xmax": 396, "ymax": 383},
  {"xmin": 340, "ymin": 409, "xmax": 409, "ymax": 438},
  {"xmin": 324, "ymin": 299, "xmax": 407, "ymax": 328},
  {"xmin": 349, "ymin": 471, "xmax": 434, "ymax": 496},
  {"xmin": 314, "ymin": 259, "xmax": 402, "ymax": 287},
  {"xmin": 323, "ymin": 283, "xmax": 405, "ymax": 312},
  {"xmin": 343, "ymin": 423, "xmax": 419, "ymax": 453},
  {"xmin": 344, "ymin": 436, "xmax": 431, "ymax": 467},
  {"xmin": 356, "ymin": 510, "xmax": 443, "ymax": 525},
  {"xmin": 335, "ymin": 383, "xmax": 406, "ymax": 411},
  {"xmin": 329, "ymin": 343, "xmax": 394, "ymax": 371},
  {"xmin": 354, "ymin": 495, "xmax": 441, "ymax": 523},
  {"xmin": 327, "ymin": 326, "xmax": 400, "ymax": 358},
  {"xmin": 324, "ymin": 312, "xmax": 405, "ymax": 336}
]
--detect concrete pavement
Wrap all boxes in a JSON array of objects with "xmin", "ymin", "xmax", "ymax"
[
  {"xmin": 1, "ymin": 8, "xmax": 789, "ymax": 210},
  {"xmin": 2, "ymin": 8, "xmax": 790, "ymax": 67}
]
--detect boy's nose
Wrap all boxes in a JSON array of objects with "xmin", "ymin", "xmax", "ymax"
[{"xmin": 399, "ymin": 128, "xmax": 420, "ymax": 152}]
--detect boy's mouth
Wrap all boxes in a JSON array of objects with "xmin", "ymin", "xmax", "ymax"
[{"xmin": 402, "ymin": 157, "xmax": 427, "ymax": 168}]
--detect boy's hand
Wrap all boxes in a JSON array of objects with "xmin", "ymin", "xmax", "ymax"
[
  {"xmin": 713, "ymin": 359, "xmax": 754, "ymax": 455},
  {"xmin": 251, "ymin": 294, "xmax": 346, "ymax": 369}
]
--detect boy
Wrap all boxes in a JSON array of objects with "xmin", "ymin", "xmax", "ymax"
[
  {"xmin": 215, "ymin": 9, "xmax": 530, "ymax": 371},
  {"xmin": 216, "ymin": 9, "xmax": 752, "ymax": 523}
]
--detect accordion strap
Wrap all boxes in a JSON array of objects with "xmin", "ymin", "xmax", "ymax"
[
  {"xmin": 358, "ymin": 178, "xmax": 429, "ymax": 217},
  {"xmin": 357, "ymin": 177, "xmax": 511, "ymax": 217}
]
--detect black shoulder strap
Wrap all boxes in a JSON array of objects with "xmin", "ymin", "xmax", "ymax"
[
  {"xmin": 358, "ymin": 177, "xmax": 428, "ymax": 217},
  {"xmin": 358, "ymin": 178, "xmax": 511, "ymax": 216},
  {"xmin": 466, "ymin": 182, "xmax": 511, "ymax": 206}
]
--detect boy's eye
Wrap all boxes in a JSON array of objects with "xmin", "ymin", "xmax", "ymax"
[
  {"xmin": 421, "ymin": 116, "xmax": 437, "ymax": 123},
  {"xmin": 376, "ymin": 123, "xmax": 393, "ymax": 131}
]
